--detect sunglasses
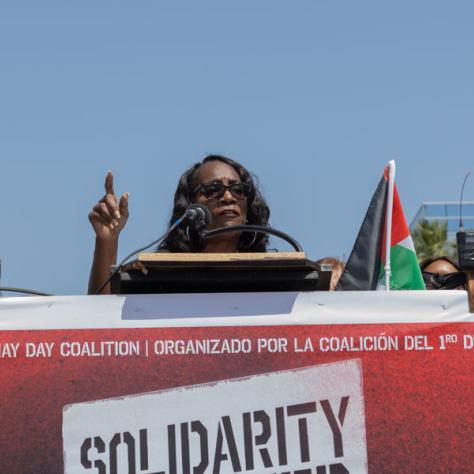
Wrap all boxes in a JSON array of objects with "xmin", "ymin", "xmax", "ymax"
[
  {"xmin": 422, "ymin": 271, "xmax": 466, "ymax": 290},
  {"xmin": 193, "ymin": 182, "xmax": 251, "ymax": 201}
]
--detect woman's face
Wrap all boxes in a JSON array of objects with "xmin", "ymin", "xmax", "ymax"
[
  {"xmin": 193, "ymin": 160, "xmax": 247, "ymax": 230},
  {"xmin": 423, "ymin": 259, "xmax": 464, "ymax": 290}
]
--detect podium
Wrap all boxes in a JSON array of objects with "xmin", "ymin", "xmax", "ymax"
[{"xmin": 110, "ymin": 252, "xmax": 331, "ymax": 294}]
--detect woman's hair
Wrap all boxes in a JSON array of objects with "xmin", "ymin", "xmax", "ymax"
[
  {"xmin": 420, "ymin": 256, "xmax": 460, "ymax": 272},
  {"xmin": 159, "ymin": 154, "xmax": 270, "ymax": 252}
]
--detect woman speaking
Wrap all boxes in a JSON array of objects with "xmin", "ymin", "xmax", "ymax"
[{"xmin": 88, "ymin": 155, "xmax": 270, "ymax": 294}]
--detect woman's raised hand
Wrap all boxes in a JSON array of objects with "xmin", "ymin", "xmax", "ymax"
[{"xmin": 88, "ymin": 171, "xmax": 129, "ymax": 241}]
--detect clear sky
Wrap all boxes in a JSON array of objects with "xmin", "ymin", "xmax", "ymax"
[{"xmin": 1, "ymin": 1, "xmax": 473, "ymax": 295}]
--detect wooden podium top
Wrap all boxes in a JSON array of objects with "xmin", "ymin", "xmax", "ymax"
[{"xmin": 137, "ymin": 252, "xmax": 313, "ymax": 268}]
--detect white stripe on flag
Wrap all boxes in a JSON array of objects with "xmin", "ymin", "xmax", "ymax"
[{"xmin": 397, "ymin": 235, "xmax": 416, "ymax": 252}]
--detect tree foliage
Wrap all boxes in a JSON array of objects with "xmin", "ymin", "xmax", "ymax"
[{"xmin": 411, "ymin": 219, "xmax": 457, "ymax": 261}]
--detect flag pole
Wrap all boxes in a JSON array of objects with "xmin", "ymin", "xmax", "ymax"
[{"xmin": 384, "ymin": 160, "xmax": 396, "ymax": 291}]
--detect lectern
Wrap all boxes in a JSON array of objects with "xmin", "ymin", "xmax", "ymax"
[{"xmin": 110, "ymin": 252, "xmax": 331, "ymax": 294}]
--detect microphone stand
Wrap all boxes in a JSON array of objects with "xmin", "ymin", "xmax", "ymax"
[
  {"xmin": 95, "ymin": 204, "xmax": 212, "ymax": 295},
  {"xmin": 201, "ymin": 225, "xmax": 303, "ymax": 252},
  {"xmin": 95, "ymin": 218, "xmax": 183, "ymax": 295}
]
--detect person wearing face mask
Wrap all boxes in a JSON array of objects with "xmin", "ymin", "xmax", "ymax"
[{"xmin": 88, "ymin": 155, "xmax": 270, "ymax": 294}]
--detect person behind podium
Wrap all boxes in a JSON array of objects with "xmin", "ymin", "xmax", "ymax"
[{"xmin": 88, "ymin": 155, "xmax": 270, "ymax": 294}]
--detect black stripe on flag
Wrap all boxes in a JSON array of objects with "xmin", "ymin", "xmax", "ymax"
[{"xmin": 337, "ymin": 175, "xmax": 388, "ymax": 291}]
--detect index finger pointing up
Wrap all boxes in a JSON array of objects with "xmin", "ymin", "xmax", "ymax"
[{"xmin": 104, "ymin": 171, "xmax": 115, "ymax": 196}]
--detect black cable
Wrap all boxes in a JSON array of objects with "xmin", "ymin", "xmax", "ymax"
[
  {"xmin": 0, "ymin": 286, "xmax": 53, "ymax": 296},
  {"xmin": 94, "ymin": 217, "xmax": 184, "ymax": 295},
  {"xmin": 459, "ymin": 171, "xmax": 471, "ymax": 230},
  {"xmin": 202, "ymin": 224, "xmax": 303, "ymax": 252}
]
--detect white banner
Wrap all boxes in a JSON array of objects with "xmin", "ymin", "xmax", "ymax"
[{"xmin": 64, "ymin": 360, "xmax": 367, "ymax": 474}]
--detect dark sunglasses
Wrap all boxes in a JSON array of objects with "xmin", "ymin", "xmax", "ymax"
[
  {"xmin": 422, "ymin": 271, "xmax": 466, "ymax": 290},
  {"xmin": 193, "ymin": 182, "xmax": 251, "ymax": 201}
]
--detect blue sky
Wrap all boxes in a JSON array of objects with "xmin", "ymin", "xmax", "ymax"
[{"xmin": 1, "ymin": 1, "xmax": 473, "ymax": 295}]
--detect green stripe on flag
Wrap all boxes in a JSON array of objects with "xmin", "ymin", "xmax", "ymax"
[{"xmin": 379, "ymin": 244, "xmax": 425, "ymax": 290}]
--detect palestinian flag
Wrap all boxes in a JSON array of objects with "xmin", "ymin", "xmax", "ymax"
[{"xmin": 337, "ymin": 163, "xmax": 425, "ymax": 291}]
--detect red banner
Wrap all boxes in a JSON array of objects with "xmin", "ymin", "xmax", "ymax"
[{"xmin": 1, "ymin": 293, "xmax": 473, "ymax": 473}]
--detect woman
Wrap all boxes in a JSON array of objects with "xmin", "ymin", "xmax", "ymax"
[
  {"xmin": 88, "ymin": 155, "xmax": 270, "ymax": 294},
  {"xmin": 420, "ymin": 256, "xmax": 466, "ymax": 290}
]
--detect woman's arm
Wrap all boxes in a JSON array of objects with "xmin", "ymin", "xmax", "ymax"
[{"xmin": 88, "ymin": 171, "xmax": 129, "ymax": 294}]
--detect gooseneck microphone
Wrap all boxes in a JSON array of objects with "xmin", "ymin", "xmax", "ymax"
[
  {"xmin": 180, "ymin": 205, "xmax": 302, "ymax": 252},
  {"xmin": 459, "ymin": 172, "xmax": 471, "ymax": 231},
  {"xmin": 201, "ymin": 224, "xmax": 303, "ymax": 252},
  {"xmin": 95, "ymin": 204, "xmax": 303, "ymax": 294},
  {"xmin": 184, "ymin": 204, "xmax": 213, "ymax": 231},
  {"xmin": 94, "ymin": 204, "xmax": 213, "ymax": 295}
]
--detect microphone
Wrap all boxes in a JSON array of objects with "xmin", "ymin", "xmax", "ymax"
[
  {"xmin": 202, "ymin": 224, "xmax": 303, "ymax": 252},
  {"xmin": 94, "ymin": 204, "xmax": 212, "ymax": 294},
  {"xmin": 184, "ymin": 204, "xmax": 212, "ymax": 231}
]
